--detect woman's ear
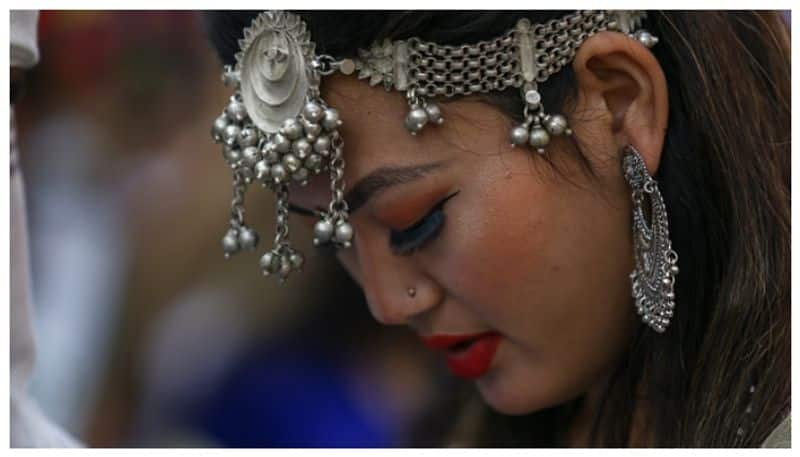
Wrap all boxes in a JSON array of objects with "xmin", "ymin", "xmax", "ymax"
[{"xmin": 571, "ymin": 31, "xmax": 668, "ymax": 176}]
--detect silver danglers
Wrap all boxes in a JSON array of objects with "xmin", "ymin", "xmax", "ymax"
[
  {"xmin": 253, "ymin": 95, "xmax": 349, "ymax": 282},
  {"xmin": 259, "ymin": 184, "xmax": 304, "ymax": 282},
  {"xmin": 403, "ymin": 89, "xmax": 444, "ymax": 136},
  {"xmin": 510, "ymin": 83, "xmax": 573, "ymax": 154},
  {"xmin": 622, "ymin": 145, "xmax": 679, "ymax": 333},
  {"xmin": 348, "ymin": 12, "xmax": 658, "ymax": 155},
  {"xmin": 216, "ymin": 95, "xmax": 262, "ymax": 262},
  {"xmin": 212, "ymin": 11, "xmax": 355, "ymax": 283},
  {"xmin": 313, "ymin": 131, "xmax": 353, "ymax": 248},
  {"xmin": 220, "ymin": 170, "xmax": 260, "ymax": 259},
  {"xmin": 211, "ymin": 10, "xmax": 663, "ymax": 282}
]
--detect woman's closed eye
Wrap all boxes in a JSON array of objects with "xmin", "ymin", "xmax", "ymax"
[{"xmin": 390, "ymin": 190, "xmax": 459, "ymax": 256}]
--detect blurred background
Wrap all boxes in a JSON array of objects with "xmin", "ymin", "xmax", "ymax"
[{"xmin": 13, "ymin": 10, "xmax": 468, "ymax": 447}]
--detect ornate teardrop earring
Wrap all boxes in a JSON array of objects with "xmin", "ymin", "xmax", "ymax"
[{"xmin": 622, "ymin": 145, "xmax": 679, "ymax": 333}]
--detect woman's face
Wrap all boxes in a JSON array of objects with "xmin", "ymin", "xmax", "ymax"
[{"xmin": 288, "ymin": 73, "xmax": 639, "ymax": 415}]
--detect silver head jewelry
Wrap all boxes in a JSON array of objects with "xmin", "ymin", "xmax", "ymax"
[{"xmin": 210, "ymin": 11, "xmax": 659, "ymax": 283}]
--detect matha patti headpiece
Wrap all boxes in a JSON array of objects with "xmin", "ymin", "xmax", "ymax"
[{"xmin": 211, "ymin": 10, "xmax": 659, "ymax": 282}]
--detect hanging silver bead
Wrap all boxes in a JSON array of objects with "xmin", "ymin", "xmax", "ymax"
[
  {"xmin": 223, "ymin": 146, "xmax": 242, "ymax": 165},
  {"xmin": 212, "ymin": 115, "xmax": 228, "ymax": 141},
  {"xmin": 313, "ymin": 219, "xmax": 334, "ymax": 245},
  {"xmin": 425, "ymin": 103, "xmax": 444, "ymax": 125},
  {"xmin": 226, "ymin": 100, "xmax": 248, "ymax": 123},
  {"xmin": 254, "ymin": 160, "xmax": 270, "ymax": 180},
  {"xmin": 237, "ymin": 127, "xmax": 259, "ymax": 148},
  {"xmin": 292, "ymin": 138, "xmax": 312, "ymax": 159},
  {"xmin": 241, "ymin": 146, "xmax": 261, "ymax": 167},
  {"xmin": 510, "ymin": 126, "xmax": 529, "ymax": 146},
  {"xmin": 259, "ymin": 252, "xmax": 272, "ymax": 272},
  {"xmin": 221, "ymin": 228, "xmax": 240, "ymax": 258},
  {"xmin": 335, "ymin": 220, "xmax": 354, "ymax": 243},
  {"xmin": 272, "ymin": 133, "xmax": 291, "ymax": 153},
  {"xmin": 238, "ymin": 227, "xmax": 259, "ymax": 250},
  {"xmin": 292, "ymin": 168, "xmax": 309, "ymax": 184},
  {"xmin": 544, "ymin": 114, "xmax": 569, "ymax": 136},
  {"xmin": 222, "ymin": 125, "xmax": 241, "ymax": 146},
  {"xmin": 313, "ymin": 135, "xmax": 331, "ymax": 154},
  {"xmin": 405, "ymin": 107, "xmax": 428, "ymax": 134},
  {"xmin": 259, "ymin": 251, "xmax": 280, "ymax": 274},
  {"xmin": 302, "ymin": 121, "xmax": 322, "ymax": 138},
  {"xmin": 529, "ymin": 127, "xmax": 550, "ymax": 150},
  {"xmin": 305, "ymin": 154, "xmax": 322, "ymax": 171},
  {"xmin": 270, "ymin": 163, "xmax": 288, "ymax": 182},
  {"xmin": 262, "ymin": 145, "xmax": 280, "ymax": 164},
  {"xmin": 237, "ymin": 166, "xmax": 254, "ymax": 184},
  {"xmin": 282, "ymin": 154, "xmax": 301, "ymax": 173},
  {"xmin": 289, "ymin": 252, "xmax": 304, "ymax": 270},
  {"xmin": 321, "ymin": 108, "xmax": 342, "ymax": 130},
  {"xmin": 303, "ymin": 101, "xmax": 325, "ymax": 122},
  {"xmin": 282, "ymin": 118, "xmax": 303, "ymax": 140}
]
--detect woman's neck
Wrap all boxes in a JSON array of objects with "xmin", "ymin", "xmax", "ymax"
[{"xmin": 561, "ymin": 375, "xmax": 651, "ymax": 447}]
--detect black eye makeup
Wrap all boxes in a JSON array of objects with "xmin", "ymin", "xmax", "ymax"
[
  {"xmin": 389, "ymin": 190, "xmax": 460, "ymax": 256},
  {"xmin": 287, "ymin": 190, "xmax": 460, "ymax": 257},
  {"xmin": 287, "ymin": 203, "xmax": 322, "ymax": 218}
]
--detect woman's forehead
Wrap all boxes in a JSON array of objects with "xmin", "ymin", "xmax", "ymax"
[
  {"xmin": 322, "ymin": 74, "xmax": 411, "ymax": 148},
  {"xmin": 287, "ymin": 79, "xmax": 498, "ymax": 209},
  {"xmin": 281, "ymin": 72, "xmax": 514, "ymax": 213},
  {"xmin": 321, "ymin": 74, "xmax": 510, "ymax": 162}
]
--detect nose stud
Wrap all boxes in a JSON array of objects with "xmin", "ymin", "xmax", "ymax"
[{"xmin": 407, "ymin": 287, "xmax": 417, "ymax": 298}]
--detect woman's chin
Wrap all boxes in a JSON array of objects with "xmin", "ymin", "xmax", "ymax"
[{"xmin": 474, "ymin": 369, "xmax": 555, "ymax": 416}]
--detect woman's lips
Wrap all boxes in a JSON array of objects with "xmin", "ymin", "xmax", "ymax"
[{"xmin": 421, "ymin": 331, "xmax": 502, "ymax": 379}]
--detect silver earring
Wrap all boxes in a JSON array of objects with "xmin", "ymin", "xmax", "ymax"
[
  {"xmin": 407, "ymin": 287, "xmax": 417, "ymax": 298},
  {"xmin": 622, "ymin": 145, "xmax": 679, "ymax": 333}
]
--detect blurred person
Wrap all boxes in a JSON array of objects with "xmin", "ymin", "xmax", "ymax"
[
  {"xmin": 14, "ymin": 10, "xmax": 443, "ymax": 448},
  {"xmin": 204, "ymin": 11, "xmax": 790, "ymax": 447},
  {"xmin": 11, "ymin": 12, "xmax": 438, "ymax": 447},
  {"xmin": 14, "ymin": 12, "xmax": 263, "ymax": 445},
  {"xmin": 10, "ymin": 9, "xmax": 83, "ymax": 448},
  {"xmin": 22, "ymin": 75, "xmax": 129, "ymax": 438},
  {"xmin": 17, "ymin": 11, "xmax": 145, "ymax": 439}
]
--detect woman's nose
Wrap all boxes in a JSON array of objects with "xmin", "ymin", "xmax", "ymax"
[{"xmin": 352, "ymin": 225, "xmax": 443, "ymax": 326}]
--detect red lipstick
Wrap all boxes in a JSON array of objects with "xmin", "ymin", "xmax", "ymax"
[{"xmin": 421, "ymin": 331, "xmax": 501, "ymax": 379}]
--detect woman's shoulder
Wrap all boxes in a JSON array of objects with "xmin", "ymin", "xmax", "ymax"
[{"xmin": 760, "ymin": 412, "xmax": 790, "ymax": 448}]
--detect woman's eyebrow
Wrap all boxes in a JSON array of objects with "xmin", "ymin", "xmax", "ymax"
[
  {"xmin": 344, "ymin": 159, "xmax": 451, "ymax": 215},
  {"xmin": 289, "ymin": 159, "xmax": 451, "ymax": 216}
]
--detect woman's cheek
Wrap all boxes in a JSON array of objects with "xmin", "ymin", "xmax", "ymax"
[{"xmin": 435, "ymin": 179, "xmax": 558, "ymax": 325}]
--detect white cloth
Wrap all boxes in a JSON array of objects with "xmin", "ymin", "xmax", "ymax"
[
  {"xmin": 761, "ymin": 413, "xmax": 791, "ymax": 448},
  {"xmin": 10, "ymin": 10, "xmax": 40, "ymax": 69},
  {"xmin": 10, "ymin": 10, "xmax": 82, "ymax": 447},
  {"xmin": 11, "ymin": 112, "xmax": 82, "ymax": 448}
]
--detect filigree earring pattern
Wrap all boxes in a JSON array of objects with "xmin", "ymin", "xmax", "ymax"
[{"xmin": 622, "ymin": 145, "xmax": 679, "ymax": 333}]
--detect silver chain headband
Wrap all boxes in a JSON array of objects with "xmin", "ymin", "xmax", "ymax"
[{"xmin": 210, "ymin": 11, "xmax": 659, "ymax": 282}]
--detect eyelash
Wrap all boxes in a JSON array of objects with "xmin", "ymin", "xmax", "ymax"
[
  {"xmin": 389, "ymin": 190, "xmax": 459, "ymax": 256},
  {"xmin": 287, "ymin": 190, "xmax": 460, "ymax": 257}
]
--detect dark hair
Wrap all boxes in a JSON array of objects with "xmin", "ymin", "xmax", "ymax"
[{"xmin": 203, "ymin": 11, "xmax": 790, "ymax": 447}]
